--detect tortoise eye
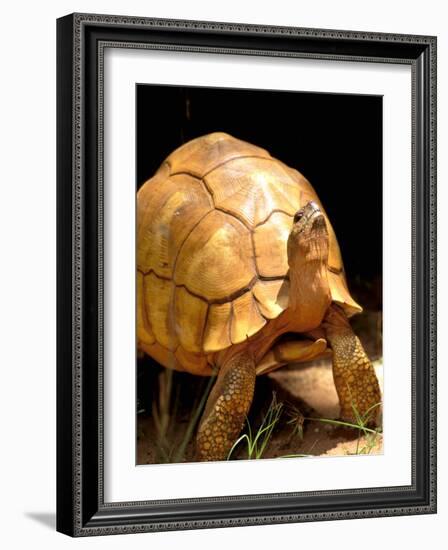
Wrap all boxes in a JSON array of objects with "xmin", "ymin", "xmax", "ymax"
[{"xmin": 293, "ymin": 211, "xmax": 304, "ymax": 223}]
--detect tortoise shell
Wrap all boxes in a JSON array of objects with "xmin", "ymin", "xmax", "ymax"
[{"xmin": 137, "ymin": 132, "xmax": 360, "ymax": 374}]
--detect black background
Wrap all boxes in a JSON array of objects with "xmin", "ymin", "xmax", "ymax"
[{"xmin": 136, "ymin": 85, "xmax": 382, "ymax": 309}]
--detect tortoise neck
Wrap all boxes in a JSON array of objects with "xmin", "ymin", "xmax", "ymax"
[{"xmin": 289, "ymin": 260, "xmax": 329, "ymax": 311}]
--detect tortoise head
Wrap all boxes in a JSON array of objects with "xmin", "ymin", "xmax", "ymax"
[{"xmin": 287, "ymin": 200, "xmax": 329, "ymax": 267}]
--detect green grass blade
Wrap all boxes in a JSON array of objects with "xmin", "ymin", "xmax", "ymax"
[
  {"xmin": 227, "ymin": 434, "xmax": 250, "ymax": 460},
  {"xmin": 256, "ymin": 407, "xmax": 282, "ymax": 458},
  {"xmin": 172, "ymin": 374, "xmax": 216, "ymax": 463},
  {"xmin": 276, "ymin": 454, "xmax": 310, "ymax": 459},
  {"xmin": 246, "ymin": 415, "xmax": 253, "ymax": 443},
  {"xmin": 361, "ymin": 402, "xmax": 382, "ymax": 424},
  {"xmin": 304, "ymin": 416, "xmax": 379, "ymax": 435}
]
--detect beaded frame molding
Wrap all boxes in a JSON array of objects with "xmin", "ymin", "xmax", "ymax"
[{"xmin": 56, "ymin": 13, "xmax": 437, "ymax": 537}]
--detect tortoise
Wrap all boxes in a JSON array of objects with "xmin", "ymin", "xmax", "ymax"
[{"xmin": 137, "ymin": 132, "xmax": 381, "ymax": 461}]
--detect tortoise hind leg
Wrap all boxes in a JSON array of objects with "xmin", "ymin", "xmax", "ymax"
[
  {"xmin": 196, "ymin": 350, "xmax": 256, "ymax": 461},
  {"xmin": 323, "ymin": 304, "xmax": 382, "ymax": 425}
]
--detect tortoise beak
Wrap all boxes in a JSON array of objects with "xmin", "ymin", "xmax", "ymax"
[
  {"xmin": 304, "ymin": 200, "xmax": 321, "ymax": 219},
  {"xmin": 306, "ymin": 201, "xmax": 325, "ymax": 227}
]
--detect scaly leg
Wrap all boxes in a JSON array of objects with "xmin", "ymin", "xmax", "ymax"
[
  {"xmin": 196, "ymin": 350, "xmax": 256, "ymax": 461},
  {"xmin": 323, "ymin": 305, "xmax": 381, "ymax": 425}
]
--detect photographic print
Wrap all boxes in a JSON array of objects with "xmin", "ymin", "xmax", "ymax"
[
  {"xmin": 136, "ymin": 85, "xmax": 383, "ymax": 464},
  {"xmin": 57, "ymin": 14, "xmax": 436, "ymax": 535}
]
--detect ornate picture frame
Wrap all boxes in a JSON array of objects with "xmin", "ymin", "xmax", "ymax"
[{"xmin": 56, "ymin": 13, "xmax": 437, "ymax": 536}]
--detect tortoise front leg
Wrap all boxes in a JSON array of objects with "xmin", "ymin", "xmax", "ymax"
[
  {"xmin": 323, "ymin": 305, "xmax": 381, "ymax": 425},
  {"xmin": 196, "ymin": 350, "xmax": 256, "ymax": 461}
]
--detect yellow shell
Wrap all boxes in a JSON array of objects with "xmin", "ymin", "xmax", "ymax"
[{"xmin": 137, "ymin": 132, "xmax": 361, "ymax": 372}]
